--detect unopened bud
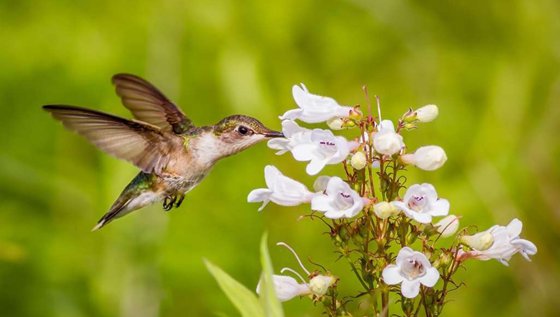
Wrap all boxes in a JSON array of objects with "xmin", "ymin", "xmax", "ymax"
[
  {"xmin": 327, "ymin": 117, "xmax": 344, "ymax": 130},
  {"xmin": 349, "ymin": 107, "xmax": 363, "ymax": 120},
  {"xmin": 402, "ymin": 145, "xmax": 447, "ymax": 171},
  {"xmin": 435, "ymin": 215, "xmax": 459, "ymax": 237},
  {"xmin": 415, "ymin": 104, "xmax": 439, "ymax": 122},
  {"xmin": 350, "ymin": 151, "xmax": 367, "ymax": 170},
  {"xmin": 461, "ymin": 232, "xmax": 494, "ymax": 251},
  {"xmin": 309, "ymin": 275, "xmax": 336, "ymax": 296},
  {"xmin": 373, "ymin": 201, "xmax": 400, "ymax": 219}
]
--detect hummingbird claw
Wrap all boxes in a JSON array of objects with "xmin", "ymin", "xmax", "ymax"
[
  {"xmin": 163, "ymin": 195, "xmax": 177, "ymax": 211},
  {"xmin": 175, "ymin": 194, "xmax": 185, "ymax": 208}
]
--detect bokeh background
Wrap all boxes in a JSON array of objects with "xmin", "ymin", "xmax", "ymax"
[{"xmin": 1, "ymin": 0, "xmax": 559, "ymax": 316}]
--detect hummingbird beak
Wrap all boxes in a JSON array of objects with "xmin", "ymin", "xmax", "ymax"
[{"xmin": 263, "ymin": 130, "xmax": 284, "ymax": 138}]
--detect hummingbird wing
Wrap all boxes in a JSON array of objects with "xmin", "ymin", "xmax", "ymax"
[
  {"xmin": 43, "ymin": 105, "xmax": 181, "ymax": 175},
  {"xmin": 111, "ymin": 73, "xmax": 194, "ymax": 134}
]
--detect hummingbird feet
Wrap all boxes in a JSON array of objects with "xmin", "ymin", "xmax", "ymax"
[
  {"xmin": 175, "ymin": 194, "xmax": 185, "ymax": 208},
  {"xmin": 163, "ymin": 195, "xmax": 177, "ymax": 211},
  {"xmin": 163, "ymin": 193, "xmax": 185, "ymax": 211}
]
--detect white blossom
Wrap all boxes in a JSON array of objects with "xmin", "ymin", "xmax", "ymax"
[
  {"xmin": 392, "ymin": 183, "xmax": 449, "ymax": 223},
  {"xmin": 311, "ymin": 176, "xmax": 365, "ymax": 219},
  {"xmin": 382, "ymin": 247, "xmax": 440, "ymax": 298},
  {"xmin": 415, "ymin": 104, "xmax": 439, "ymax": 122},
  {"xmin": 373, "ymin": 120, "xmax": 404, "ymax": 155},
  {"xmin": 459, "ymin": 219, "xmax": 537, "ymax": 266},
  {"xmin": 267, "ymin": 120, "xmax": 312, "ymax": 155},
  {"xmin": 280, "ymin": 84, "xmax": 355, "ymax": 123},
  {"xmin": 290, "ymin": 129, "xmax": 357, "ymax": 175},
  {"xmin": 401, "ymin": 145, "xmax": 447, "ymax": 171},
  {"xmin": 435, "ymin": 215, "xmax": 459, "ymax": 237},
  {"xmin": 247, "ymin": 165, "xmax": 314, "ymax": 211},
  {"xmin": 256, "ymin": 275, "xmax": 310, "ymax": 302}
]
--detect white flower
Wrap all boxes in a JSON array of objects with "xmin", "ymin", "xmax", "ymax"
[
  {"xmin": 309, "ymin": 275, "xmax": 336, "ymax": 297},
  {"xmin": 373, "ymin": 120, "xmax": 404, "ymax": 155},
  {"xmin": 256, "ymin": 275, "xmax": 310, "ymax": 302},
  {"xmin": 393, "ymin": 183, "xmax": 449, "ymax": 223},
  {"xmin": 280, "ymin": 84, "xmax": 355, "ymax": 123},
  {"xmin": 350, "ymin": 151, "xmax": 367, "ymax": 170},
  {"xmin": 401, "ymin": 146, "xmax": 447, "ymax": 171},
  {"xmin": 382, "ymin": 247, "xmax": 439, "ymax": 298},
  {"xmin": 291, "ymin": 129, "xmax": 358, "ymax": 175},
  {"xmin": 460, "ymin": 219, "xmax": 537, "ymax": 266},
  {"xmin": 373, "ymin": 201, "xmax": 400, "ymax": 219},
  {"xmin": 248, "ymin": 165, "xmax": 314, "ymax": 211},
  {"xmin": 311, "ymin": 177, "xmax": 364, "ymax": 219},
  {"xmin": 267, "ymin": 120, "xmax": 312, "ymax": 155},
  {"xmin": 415, "ymin": 104, "xmax": 439, "ymax": 122},
  {"xmin": 435, "ymin": 215, "xmax": 459, "ymax": 237}
]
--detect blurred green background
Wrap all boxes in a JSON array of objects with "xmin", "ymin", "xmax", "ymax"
[{"xmin": 1, "ymin": 0, "xmax": 559, "ymax": 316}]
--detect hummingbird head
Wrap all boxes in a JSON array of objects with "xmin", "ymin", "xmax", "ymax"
[{"xmin": 211, "ymin": 115, "xmax": 284, "ymax": 157}]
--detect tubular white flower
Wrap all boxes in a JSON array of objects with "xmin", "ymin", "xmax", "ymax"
[
  {"xmin": 392, "ymin": 183, "xmax": 449, "ymax": 224},
  {"xmin": 401, "ymin": 145, "xmax": 447, "ymax": 171},
  {"xmin": 311, "ymin": 177, "xmax": 364, "ymax": 219},
  {"xmin": 268, "ymin": 121, "xmax": 357, "ymax": 175},
  {"xmin": 373, "ymin": 120, "xmax": 404, "ymax": 155},
  {"xmin": 461, "ymin": 232, "xmax": 494, "ymax": 251},
  {"xmin": 461, "ymin": 219, "xmax": 537, "ymax": 266},
  {"xmin": 415, "ymin": 104, "xmax": 439, "ymax": 122},
  {"xmin": 435, "ymin": 215, "xmax": 459, "ymax": 237},
  {"xmin": 280, "ymin": 84, "xmax": 355, "ymax": 123},
  {"xmin": 247, "ymin": 165, "xmax": 314, "ymax": 211},
  {"xmin": 256, "ymin": 275, "xmax": 310, "ymax": 302},
  {"xmin": 291, "ymin": 129, "xmax": 358, "ymax": 175},
  {"xmin": 382, "ymin": 247, "xmax": 440, "ymax": 299},
  {"xmin": 267, "ymin": 120, "xmax": 312, "ymax": 155}
]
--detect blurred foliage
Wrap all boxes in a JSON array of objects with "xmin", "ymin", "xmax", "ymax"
[{"xmin": 0, "ymin": 0, "xmax": 559, "ymax": 316}]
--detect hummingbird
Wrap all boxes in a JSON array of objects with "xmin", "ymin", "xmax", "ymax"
[{"xmin": 44, "ymin": 74, "xmax": 284, "ymax": 230}]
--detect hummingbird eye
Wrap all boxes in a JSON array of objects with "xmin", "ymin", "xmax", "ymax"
[{"xmin": 237, "ymin": 125, "xmax": 253, "ymax": 136}]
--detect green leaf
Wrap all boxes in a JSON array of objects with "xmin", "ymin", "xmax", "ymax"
[
  {"xmin": 259, "ymin": 233, "xmax": 284, "ymax": 317},
  {"xmin": 204, "ymin": 259, "xmax": 265, "ymax": 317}
]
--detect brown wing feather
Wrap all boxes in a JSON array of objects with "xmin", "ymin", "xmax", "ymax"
[
  {"xmin": 43, "ymin": 105, "xmax": 180, "ymax": 175},
  {"xmin": 112, "ymin": 74, "xmax": 194, "ymax": 134}
]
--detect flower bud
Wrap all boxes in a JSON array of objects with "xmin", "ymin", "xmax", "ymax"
[
  {"xmin": 309, "ymin": 275, "xmax": 336, "ymax": 296},
  {"xmin": 350, "ymin": 151, "xmax": 367, "ymax": 170},
  {"xmin": 435, "ymin": 215, "xmax": 459, "ymax": 237},
  {"xmin": 373, "ymin": 201, "xmax": 400, "ymax": 219},
  {"xmin": 349, "ymin": 107, "xmax": 363, "ymax": 120},
  {"xmin": 461, "ymin": 232, "xmax": 494, "ymax": 251},
  {"xmin": 326, "ymin": 117, "xmax": 344, "ymax": 130},
  {"xmin": 415, "ymin": 104, "xmax": 439, "ymax": 122},
  {"xmin": 373, "ymin": 121, "xmax": 404, "ymax": 156},
  {"xmin": 402, "ymin": 145, "xmax": 447, "ymax": 171}
]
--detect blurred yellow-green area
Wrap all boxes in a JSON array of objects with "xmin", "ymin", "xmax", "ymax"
[{"xmin": 1, "ymin": 0, "xmax": 559, "ymax": 316}]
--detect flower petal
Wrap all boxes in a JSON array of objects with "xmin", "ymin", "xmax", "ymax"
[
  {"xmin": 311, "ymin": 195, "xmax": 331, "ymax": 212},
  {"xmin": 420, "ymin": 267, "xmax": 440, "ymax": 287},
  {"xmin": 382, "ymin": 265, "xmax": 404, "ymax": 285},
  {"xmin": 401, "ymin": 279, "xmax": 421, "ymax": 299},
  {"xmin": 430, "ymin": 199, "xmax": 450, "ymax": 216},
  {"xmin": 306, "ymin": 159, "xmax": 328, "ymax": 175}
]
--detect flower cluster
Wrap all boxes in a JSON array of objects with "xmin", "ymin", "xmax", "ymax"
[{"xmin": 247, "ymin": 84, "xmax": 537, "ymax": 316}]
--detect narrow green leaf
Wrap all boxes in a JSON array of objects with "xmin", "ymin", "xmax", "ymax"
[
  {"xmin": 204, "ymin": 259, "xmax": 265, "ymax": 317},
  {"xmin": 259, "ymin": 233, "xmax": 284, "ymax": 317}
]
